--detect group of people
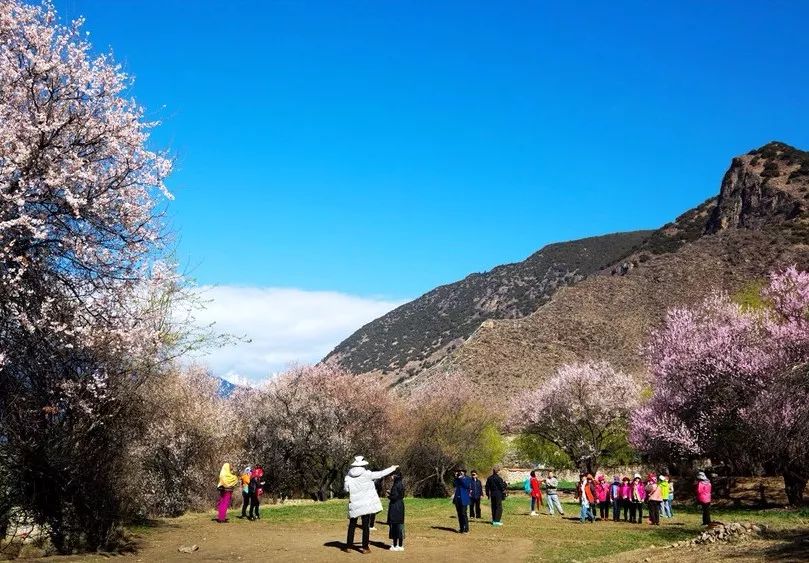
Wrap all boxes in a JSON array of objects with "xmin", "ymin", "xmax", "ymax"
[
  {"xmin": 568, "ymin": 470, "xmax": 712, "ymax": 527},
  {"xmin": 215, "ymin": 458, "xmax": 715, "ymax": 554},
  {"xmin": 215, "ymin": 463, "xmax": 265, "ymax": 523},
  {"xmin": 571, "ymin": 472, "xmax": 674, "ymax": 525},
  {"xmin": 451, "ymin": 466, "xmax": 508, "ymax": 532}
]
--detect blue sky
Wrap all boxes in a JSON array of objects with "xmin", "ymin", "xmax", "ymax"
[{"xmin": 53, "ymin": 0, "xmax": 809, "ymax": 380}]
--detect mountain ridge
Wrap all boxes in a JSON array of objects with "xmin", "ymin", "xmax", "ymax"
[
  {"xmin": 326, "ymin": 141, "xmax": 809, "ymax": 393},
  {"xmin": 323, "ymin": 230, "xmax": 653, "ymax": 380}
]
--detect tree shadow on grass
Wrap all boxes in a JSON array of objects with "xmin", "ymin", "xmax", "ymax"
[{"xmin": 760, "ymin": 529, "xmax": 809, "ymax": 562}]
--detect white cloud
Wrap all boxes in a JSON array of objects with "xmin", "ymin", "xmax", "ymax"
[{"xmin": 188, "ymin": 286, "xmax": 405, "ymax": 384}]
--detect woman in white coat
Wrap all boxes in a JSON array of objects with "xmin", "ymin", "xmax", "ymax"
[{"xmin": 343, "ymin": 456, "xmax": 398, "ymax": 553}]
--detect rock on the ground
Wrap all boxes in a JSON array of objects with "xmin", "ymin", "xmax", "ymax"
[{"xmin": 178, "ymin": 544, "xmax": 199, "ymax": 553}]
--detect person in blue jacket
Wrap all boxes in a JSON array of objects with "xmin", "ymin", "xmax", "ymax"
[
  {"xmin": 468, "ymin": 470, "xmax": 484, "ymax": 519},
  {"xmin": 452, "ymin": 468, "xmax": 472, "ymax": 533}
]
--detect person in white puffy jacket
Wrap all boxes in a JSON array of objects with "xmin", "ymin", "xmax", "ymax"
[{"xmin": 342, "ymin": 456, "xmax": 398, "ymax": 553}]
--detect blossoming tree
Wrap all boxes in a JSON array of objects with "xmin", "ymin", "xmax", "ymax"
[
  {"xmin": 509, "ymin": 361, "xmax": 639, "ymax": 475},
  {"xmin": 630, "ymin": 267, "xmax": 809, "ymax": 505},
  {"xmin": 0, "ymin": 0, "xmax": 178, "ymax": 550},
  {"xmin": 240, "ymin": 364, "xmax": 396, "ymax": 501}
]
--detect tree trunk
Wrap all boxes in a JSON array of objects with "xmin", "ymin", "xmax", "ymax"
[{"xmin": 783, "ymin": 468, "xmax": 806, "ymax": 506}]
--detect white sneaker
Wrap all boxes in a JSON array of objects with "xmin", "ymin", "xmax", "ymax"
[
  {"xmin": 530, "ymin": 511, "xmax": 537, "ymax": 516},
  {"xmin": 398, "ymin": 547, "xmax": 404, "ymax": 552},
  {"xmin": 369, "ymin": 527, "xmax": 377, "ymax": 531}
]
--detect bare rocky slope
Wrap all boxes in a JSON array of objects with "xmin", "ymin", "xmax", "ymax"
[
  {"xmin": 324, "ymin": 230, "xmax": 652, "ymax": 380},
  {"xmin": 325, "ymin": 141, "xmax": 809, "ymax": 394},
  {"xmin": 406, "ymin": 142, "xmax": 809, "ymax": 395}
]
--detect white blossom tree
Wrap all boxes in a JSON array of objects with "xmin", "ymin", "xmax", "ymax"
[
  {"xmin": 0, "ymin": 1, "xmax": 179, "ymax": 551},
  {"xmin": 509, "ymin": 361, "xmax": 640, "ymax": 474}
]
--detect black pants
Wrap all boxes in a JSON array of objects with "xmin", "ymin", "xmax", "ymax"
[
  {"xmin": 454, "ymin": 500, "xmax": 469, "ymax": 532},
  {"xmin": 700, "ymin": 502, "xmax": 711, "ymax": 525},
  {"xmin": 490, "ymin": 496, "xmax": 503, "ymax": 523},
  {"xmin": 612, "ymin": 498, "xmax": 621, "ymax": 521},
  {"xmin": 369, "ymin": 513, "xmax": 376, "ymax": 528},
  {"xmin": 469, "ymin": 498, "xmax": 481, "ymax": 519},
  {"xmin": 347, "ymin": 514, "xmax": 371, "ymax": 549},
  {"xmin": 622, "ymin": 499, "xmax": 630, "ymax": 520},
  {"xmin": 248, "ymin": 493, "xmax": 260, "ymax": 519},
  {"xmin": 648, "ymin": 500, "xmax": 660, "ymax": 525},
  {"xmin": 599, "ymin": 501, "xmax": 609, "ymax": 520},
  {"xmin": 240, "ymin": 492, "xmax": 250, "ymax": 517},
  {"xmin": 629, "ymin": 502, "xmax": 643, "ymax": 523},
  {"xmin": 390, "ymin": 523, "xmax": 404, "ymax": 547}
]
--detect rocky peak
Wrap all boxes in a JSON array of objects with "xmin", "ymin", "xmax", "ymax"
[{"xmin": 706, "ymin": 141, "xmax": 809, "ymax": 233}]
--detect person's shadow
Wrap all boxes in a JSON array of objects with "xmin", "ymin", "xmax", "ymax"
[
  {"xmin": 324, "ymin": 540, "xmax": 391, "ymax": 551},
  {"xmin": 430, "ymin": 526, "xmax": 460, "ymax": 533}
]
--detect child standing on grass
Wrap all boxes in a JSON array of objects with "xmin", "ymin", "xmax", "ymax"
[{"xmin": 387, "ymin": 469, "xmax": 405, "ymax": 551}]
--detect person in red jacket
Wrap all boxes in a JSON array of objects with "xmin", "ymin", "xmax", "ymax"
[
  {"xmin": 528, "ymin": 470, "xmax": 543, "ymax": 516},
  {"xmin": 695, "ymin": 471, "xmax": 712, "ymax": 526}
]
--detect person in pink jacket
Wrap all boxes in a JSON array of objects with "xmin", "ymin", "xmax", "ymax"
[
  {"xmin": 695, "ymin": 471, "xmax": 712, "ymax": 526},
  {"xmin": 645, "ymin": 473, "xmax": 663, "ymax": 525},
  {"xmin": 619, "ymin": 476, "xmax": 631, "ymax": 521},
  {"xmin": 595, "ymin": 474, "xmax": 610, "ymax": 520},
  {"xmin": 629, "ymin": 473, "xmax": 646, "ymax": 523}
]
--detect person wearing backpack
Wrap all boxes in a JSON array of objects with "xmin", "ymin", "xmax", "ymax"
[{"xmin": 528, "ymin": 470, "xmax": 543, "ymax": 516}]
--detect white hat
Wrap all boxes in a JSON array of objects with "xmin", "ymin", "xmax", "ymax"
[
  {"xmin": 633, "ymin": 473, "xmax": 642, "ymax": 480},
  {"xmin": 350, "ymin": 456, "xmax": 369, "ymax": 467}
]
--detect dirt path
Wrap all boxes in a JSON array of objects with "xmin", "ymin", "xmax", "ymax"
[{"xmin": 40, "ymin": 514, "xmax": 534, "ymax": 563}]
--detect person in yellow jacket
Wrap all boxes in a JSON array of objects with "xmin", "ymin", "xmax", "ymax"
[
  {"xmin": 216, "ymin": 463, "xmax": 239, "ymax": 523},
  {"xmin": 659, "ymin": 475, "xmax": 672, "ymax": 518}
]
